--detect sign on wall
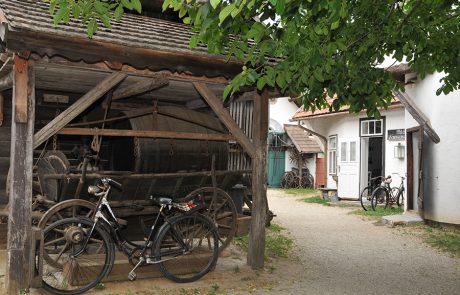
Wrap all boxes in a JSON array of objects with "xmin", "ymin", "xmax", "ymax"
[{"xmin": 388, "ymin": 129, "xmax": 405, "ymax": 141}]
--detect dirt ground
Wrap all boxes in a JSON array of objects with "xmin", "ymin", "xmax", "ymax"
[{"xmin": 25, "ymin": 189, "xmax": 460, "ymax": 294}]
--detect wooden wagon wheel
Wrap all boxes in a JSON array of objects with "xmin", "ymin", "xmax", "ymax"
[
  {"xmin": 38, "ymin": 199, "xmax": 96, "ymax": 229},
  {"xmin": 37, "ymin": 199, "xmax": 97, "ymax": 270},
  {"xmin": 180, "ymin": 187, "xmax": 237, "ymax": 252}
]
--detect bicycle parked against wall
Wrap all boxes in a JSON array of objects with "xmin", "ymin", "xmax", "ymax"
[
  {"xmin": 37, "ymin": 178, "xmax": 219, "ymax": 295},
  {"xmin": 371, "ymin": 173, "xmax": 405, "ymax": 211},
  {"xmin": 359, "ymin": 176, "xmax": 383, "ymax": 211}
]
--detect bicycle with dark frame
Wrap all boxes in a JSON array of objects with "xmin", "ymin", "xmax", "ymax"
[
  {"xmin": 370, "ymin": 173, "xmax": 405, "ymax": 211},
  {"xmin": 359, "ymin": 176, "xmax": 384, "ymax": 211},
  {"xmin": 37, "ymin": 177, "xmax": 219, "ymax": 295}
]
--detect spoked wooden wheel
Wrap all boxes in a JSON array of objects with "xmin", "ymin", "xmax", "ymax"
[
  {"xmin": 38, "ymin": 199, "xmax": 97, "ymax": 229},
  {"xmin": 180, "ymin": 187, "xmax": 237, "ymax": 252}
]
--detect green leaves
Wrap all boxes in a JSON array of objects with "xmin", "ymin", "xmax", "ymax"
[
  {"xmin": 47, "ymin": 0, "xmax": 144, "ymax": 38},
  {"xmin": 44, "ymin": 0, "xmax": 460, "ymax": 112},
  {"xmin": 210, "ymin": 0, "xmax": 221, "ymax": 10},
  {"xmin": 219, "ymin": 4, "xmax": 236, "ymax": 24}
]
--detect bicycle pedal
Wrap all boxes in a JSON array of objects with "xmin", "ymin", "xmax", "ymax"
[{"xmin": 128, "ymin": 271, "xmax": 137, "ymax": 281}]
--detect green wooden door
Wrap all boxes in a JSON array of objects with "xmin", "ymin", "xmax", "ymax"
[{"xmin": 268, "ymin": 148, "xmax": 285, "ymax": 187}]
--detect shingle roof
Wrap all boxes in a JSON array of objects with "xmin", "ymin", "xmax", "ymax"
[
  {"xmin": 284, "ymin": 125, "xmax": 322, "ymax": 154},
  {"xmin": 292, "ymin": 97, "xmax": 402, "ymax": 120},
  {"xmin": 0, "ymin": 0, "xmax": 214, "ymax": 59}
]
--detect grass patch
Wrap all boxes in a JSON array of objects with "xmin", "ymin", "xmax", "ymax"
[
  {"xmin": 284, "ymin": 188, "xmax": 318, "ymax": 196},
  {"xmin": 234, "ymin": 223, "xmax": 293, "ymax": 260},
  {"xmin": 350, "ymin": 206, "xmax": 403, "ymax": 217},
  {"xmin": 302, "ymin": 196, "xmax": 330, "ymax": 206},
  {"xmin": 425, "ymin": 228, "xmax": 460, "ymax": 257}
]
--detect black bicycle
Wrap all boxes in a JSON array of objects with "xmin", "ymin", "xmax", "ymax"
[
  {"xmin": 371, "ymin": 173, "xmax": 405, "ymax": 210},
  {"xmin": 37, "ymin": 178, "xmax": 219, "ymax": 295},
  {"xmin": 359, "ymin": 176, "xmax": 383, "ymax": 211}
]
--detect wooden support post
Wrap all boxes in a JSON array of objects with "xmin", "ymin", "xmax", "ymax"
[
  {"xmin": 247, "ymin": 90, "xmax": 269, "ymax": 269},
  {"xmin": 33, "ymin": 72, "xmax": 127, "ymax": 148},
  {"xmin": 393, "ymin": 90, "xmax": 440, "ymax": 143},
  {"xmin": 6, "ymin": 55, "xmax": 35, "ymax": 294},
  {"xmin": 193, "ymin": 82, "xmax": 256, "ymax": 158}
]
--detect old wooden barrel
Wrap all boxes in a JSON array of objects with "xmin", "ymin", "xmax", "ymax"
[{"xmin": 110, "ymin": 106, "xmax": 229, "ymax": 173}]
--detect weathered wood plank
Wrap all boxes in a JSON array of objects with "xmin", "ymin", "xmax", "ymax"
[
  {"xmin": 6, "ymin": 56, "xmax": 35, "ymax": 294},
  {"xmin": 112, "ymin": 73, "xmax": 169, "ymax": 100},
  {"xmin": 33, "ymin": 72, "xmax": 127, "ymax": 148},
  {"xmin": 57, "ymin": 127, "xmax": 235, "ymax": 142},
  {"xmin": 193, "ymin": 82, "xmax": 256, "ymax": 158},
  {"xmin": 247, "ymin": 90, "xmax": 269, "ymax": 269},
  {"xmin": 13, "ymin": 57, "xmax": 29, "ymax": 123},
  {"xmin": 393, "ymin": 90, "xmax": 440, "ymax": 144}
]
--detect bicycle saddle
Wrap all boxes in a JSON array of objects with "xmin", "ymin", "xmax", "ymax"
[{"xmin": 151, "ymin": 197, "xmax": 172, "ymax": 206}]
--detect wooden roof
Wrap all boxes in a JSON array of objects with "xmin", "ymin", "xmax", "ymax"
[
  {"xmin": 0, "ymin": 0, "xmax": 241, "ymax": 77},
  {"xmin": 284, "ymin": 125, "xmax": 322, "ymax": 154},
  {"xmin": 292, "ymin": 98, "xmax": 403, "ymax": 120}
]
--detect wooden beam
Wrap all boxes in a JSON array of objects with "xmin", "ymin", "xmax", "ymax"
[
  {"xmin": 393, "ymin": 90, "xmax": 440, "ymax": 143},
  {"xmin": 247, "ymin": 90, "xmax": 269, "ymax": 269},
  {"xmin": 6, "ymin": 55, "xmax": 35, "ymax": 294},
  {"xmin": 13, "ymin": 57, "xmax": 29, "ymax": 123},
  {"xmin": 112, "ymin": 73, "xmax": 169, "ymax": 100},
  {"xmin": 186, "ymin": 98, "xmax": 207, "ymax": 110},
  {"xmin": 8, "ymin": 30, "xmax": 241, "ymax": 78},
  {"xmin": 33, "ymin": 72, "xmax": 127, "ymax": 148},
  {"xmin": 193, "ymin": 82, "xmax": 256, "ymax": 158},
  {"xmin": 57, "ymin": 127, "xmax": 235, "ymax": 142}
]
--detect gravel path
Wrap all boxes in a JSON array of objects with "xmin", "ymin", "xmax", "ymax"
[{"xmin": 264, "ymin": 189, "xmax": 460, "ymax": 295}]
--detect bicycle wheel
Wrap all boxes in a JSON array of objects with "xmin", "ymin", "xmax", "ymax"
[
  {"xmin": 371, "ymin": 187, "xmax": 389, "ymax": 211},
  {"xmin": 359, "ymin": 186, "xmax": 373, "ymax": 211},
  {"xmin": 153, "ymin": 213, "xmax": 219, "ymax": 283},
  {"xmin": 39, "ymin": 217, "xmax": 115, "ymax": 295},
  {"xmin": 396, "ymin": 189, "xmax": 405, "ymax": 207}
]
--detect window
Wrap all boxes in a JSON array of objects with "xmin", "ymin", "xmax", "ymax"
[
  {"xmin": 328, "ymin": 136, "xmax": 337, "ymax": 175},
  {"xmin": 361, "ymin": 119, "xmax": 383, "ymax": 136},
  {"xmin": 340, "ymin": 142, "xmax": 347, "ymax": 162},
  {"xmin": 350, "ymin": 141, "xmax": 357, "ymax": 161}
]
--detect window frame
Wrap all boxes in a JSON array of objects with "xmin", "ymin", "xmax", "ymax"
[
  {"xmin": 328, "ymin": 135, "xmax": 338, "ymax": 175},
  {"xmin": 360, "ymin": 119, "xmax": 383, "ymax": 136}
]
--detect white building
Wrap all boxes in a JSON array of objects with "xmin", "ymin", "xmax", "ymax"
[
  {"xmin": 267, "ymin": 97, "xmax": 300, "ymax": 186},
  {"xmin": 402, "ymin": 72, "xmax": 460, "ymax": 224},
  {"xmin": 292, "ymin": 100, "xmax": 406, "ymax": 200}
]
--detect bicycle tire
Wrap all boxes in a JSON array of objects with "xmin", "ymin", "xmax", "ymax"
[
  {"xmin": 39, "ymin": 217, "xmax": 115, "ymax": 295},
  {"xmin": 397, "ymin": 189, "xmax": 405, "ymax": 207},
  {"xmin": 390, "ymin": 187, "xmax": 400, "ymax": 206},
  {"xmin": 371, "ymin": 187, "xmax": 389, "ymax": 211},
  {"xmin": 359, "ymin": 186, "xmax": 373, "ymax": 211},
  {"xmin": 153, "ymin": 213, "xmax": 219, "ymax": 283}
]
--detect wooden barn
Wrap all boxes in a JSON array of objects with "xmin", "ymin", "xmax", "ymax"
[{"xmin": 0, "ymin": 0, "xmax": 270, "ymax": 293}]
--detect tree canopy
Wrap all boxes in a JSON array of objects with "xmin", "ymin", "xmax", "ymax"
[{"xmin": 47, "ymin": 0, "xmax": 460, "ymax": 116}]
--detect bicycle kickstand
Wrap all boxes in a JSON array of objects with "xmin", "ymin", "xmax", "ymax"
[{"xmin": 128, "ymin": 257, "xmax": 145, "ymax": 281}]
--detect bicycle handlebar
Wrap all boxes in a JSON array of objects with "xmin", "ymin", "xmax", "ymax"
[{"xmin": 101, "ymin": 178, "xmax": 123, "ymax": 191}]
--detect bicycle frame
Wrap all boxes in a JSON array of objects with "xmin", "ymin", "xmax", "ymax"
[{"xmin": 74, "ymin": 183, "xmax": 192, "ymax": 270}]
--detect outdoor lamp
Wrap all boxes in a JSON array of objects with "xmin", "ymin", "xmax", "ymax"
[{"xmin": 394, "ymin": 143, "xmax": 405, "ymax": 159}]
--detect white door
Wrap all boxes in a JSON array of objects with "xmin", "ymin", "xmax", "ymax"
[
  {"xmin": 338, "ymin": 141, "xmax": 360, "ymax": 199},
  {"xmin": 360, "ymin": 137, "xmax": 369, "ymax": 192}
]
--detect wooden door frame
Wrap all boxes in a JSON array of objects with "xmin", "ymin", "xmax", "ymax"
[{"xmin": 406, "ymin": 126, "xmax": 424, "ymax": 212}]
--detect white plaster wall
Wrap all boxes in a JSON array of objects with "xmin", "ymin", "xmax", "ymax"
[
  {"xmin": 383, "ymin": 109, "xmax": 407, "ymax": 180},
  {"xmin": 405, "ymin": 73, "xmax": 460, "ymax": 224},
  {"xmin": 269, "ymin": 97, "xmax": 299, "ymax": 127},
  {"xmin": 301, "ymin": 108, "xmax": 406, "ymax": 198},
  {"xmin": 269, "ymin": 97, "xmax": 301, "ymax": 172}
]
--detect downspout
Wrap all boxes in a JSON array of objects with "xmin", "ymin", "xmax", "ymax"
[{"xmin": 297, "ymin": 121, "xmax": 328, "ymax": 188}]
